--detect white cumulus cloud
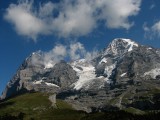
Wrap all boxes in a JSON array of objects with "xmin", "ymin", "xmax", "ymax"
[
  {"xmin": 96, "ymin": 0, "xmax": 141, "ymax": 29},
  {"xmin": 4, "ymin": 0, "xmax": 48, "ymax": 41},
  {"xmin": 143, "ymin": 21, "xmax": 160, "ymax": 39},
  {"xmin": 52, "ymin": 0, "xmax": 97, "ymax": 37},
  {"xmin": 4, "ymin": 0, "xmax": 142, "ymax": 40},
  {"xmin": 151, "ymin": 21, "xmax": 160, "ymax": 37},
  {"xmin": 69, "ymin": 42, "xmax": 86, "ymax": 60}
]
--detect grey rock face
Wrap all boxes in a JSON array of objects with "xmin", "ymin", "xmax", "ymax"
[
  {"xmin": 2, "ymin": 38, "xmax": 160, "ymax": 113},
  {"xmin": 1, "ymin": 52, "xmax": 45, "ymax": 99},
  {"xmin": 1, "ymin": 55, "xmax": 77, "ymax": 99},
  {"xmin": 61, "ymin": 38, "xmax": 160, "ymax": 112},
  {"xmin": 46, "ymin": 60, "xmax": 77, "ymax": 89}
]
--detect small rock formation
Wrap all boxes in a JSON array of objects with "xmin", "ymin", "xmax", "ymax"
[{"xmin": 49, "ymin": 94, "xmax": 57, "ymax": 107}]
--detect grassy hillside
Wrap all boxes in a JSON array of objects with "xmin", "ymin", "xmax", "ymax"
[
  {"xmin": 1, "ymin": 92, "xmax": 160, "ymax": 120},
  {"xmin": 0, "ymin": 92, "xmax": 86, "ymax": 120}
]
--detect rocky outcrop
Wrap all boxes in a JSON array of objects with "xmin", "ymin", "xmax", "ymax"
[
  {"xmin": 46, "ymin": 60, "xmax": 78, "ymax": 89},
  {"xmin": 49, "ymin": 94, "xmax": 57, "ymax": 107}
]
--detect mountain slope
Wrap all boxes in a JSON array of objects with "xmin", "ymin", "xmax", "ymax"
[
  {"xmin": 0, "ymin": 92, "xmax": 86, "ymax": 120},
  {"xmin": 1, "ymin": 92, "xmax": 160, "ymax": 120},
  {"xmin": 1, "ymin": 38, "xmax": 160, "ymax": 113}
]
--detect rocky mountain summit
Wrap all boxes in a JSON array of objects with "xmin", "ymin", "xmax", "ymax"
[{"xmin": 1, "ymin": 38, "xmax": 160, "ymax": 112}]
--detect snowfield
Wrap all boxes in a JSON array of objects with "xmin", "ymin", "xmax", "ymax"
[
  {"xmin": 71, "ymin": 59, "xmax": 96, "ymax": 90},
  {"xmin": 71, "ymin": 59, "xmax": 116, "ymax": 90}
]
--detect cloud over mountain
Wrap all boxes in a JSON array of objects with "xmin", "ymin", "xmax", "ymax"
[{"xmin": 31, "ymin": 41, "xmax": 98, "ymax": 68}]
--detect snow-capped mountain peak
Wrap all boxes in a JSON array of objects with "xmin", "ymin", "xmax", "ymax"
[
  {"xmin": 104, "ymin": 38, "xmax": 139, "ymax": 56},
  {"xmin": 2, "ymin": 38, "xmax": 160, "ymax": 113},
  {"xmin": 118, "ymin": 38, "xmax": 139, "ymax": 51},
  {"xmin": 111, "ymin": 38, "xmax": 138, "ymax": 46}
]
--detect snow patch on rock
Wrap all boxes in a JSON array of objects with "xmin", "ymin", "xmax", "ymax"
[
  {"xmin": 144, "ymin": 68, "xmax": 160, "ymax": 79},
  {"xmin": 104, "ymin": 63, "xmax": 116, "ymax": 83},
  {"xmin": 33, "ymin": 79, "xmax": 59, "ymax": 87},
  {"xmin": 99, "ymin": 57, "xmax": 107, "ymax": 64},
  {"xmin": 147, "ymin": 47, "xmax": 152, "ymax": 50},
  {"xmin": 120, "ymin": 72, "xmax": 127, "ymax": 77}
]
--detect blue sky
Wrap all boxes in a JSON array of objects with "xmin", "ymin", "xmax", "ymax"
[{"xmin": 1, "ymin": 0, "xmax": 160, "ymax": 94}]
